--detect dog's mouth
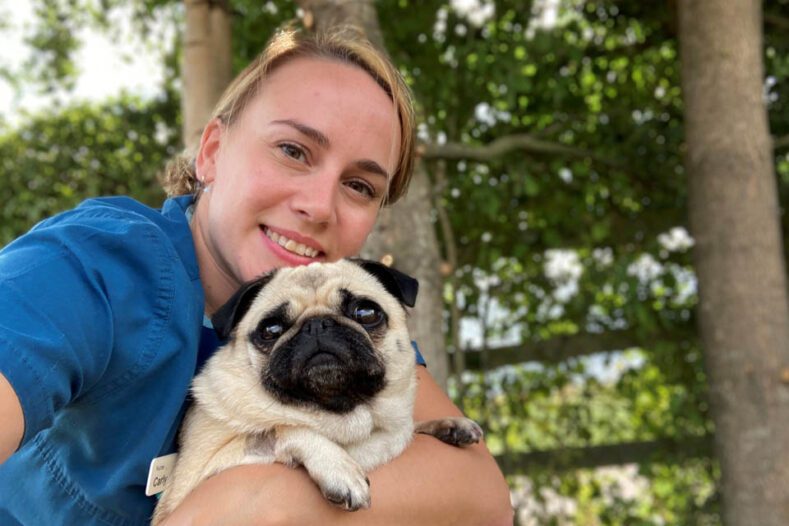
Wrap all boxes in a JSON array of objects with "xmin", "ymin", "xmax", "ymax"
[
  {"xmin": 305, "ymin": 351, "xmax": 339, "ymax": 368},
  {"xmin": 262, "ymin": 322, "xmax": 386, "ymax": 413},
  {"xmin": 302, "ymin": 352, "xmax": 354, "ymax": 393}
]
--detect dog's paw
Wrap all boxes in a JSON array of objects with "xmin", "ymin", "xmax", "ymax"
[
  {"xmin": 415, "ymin": 417, "xmax": 484, "ymax": 447},
  {"xmin": 308, "ymin": 456, "xmax": 371, "ymax": 511}
]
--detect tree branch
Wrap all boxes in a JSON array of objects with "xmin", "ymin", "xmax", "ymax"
[
  {"xmin": 495, "ymin": 434, "xmax": 714, "ymax": 474},
  {"xmin": 421, "ymin": 134, "xmax": 618, "ymax": 166},
  {"xmin": 765, "ymin": 13, "xmax": 789, "ymax": 31},
  {"xmin": 461, "ymin": 327, "xmax": 697, "ymax": 371},
  {"xmin": 421, "ymin": 129, "xmax": 789, "ymax": 167},
  {"xmin": 773, "ymin": 134, "xmax": 789, "ymax": 151}
]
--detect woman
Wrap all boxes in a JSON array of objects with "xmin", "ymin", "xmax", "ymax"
[{"xmin": 0, "ymin": 27, "xmax": 513, "ymax": 525}]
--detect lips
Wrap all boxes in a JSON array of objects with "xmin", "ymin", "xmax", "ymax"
[{"xmin": 262, "ymin": 226, "xmax": 323, "ymax": 259}]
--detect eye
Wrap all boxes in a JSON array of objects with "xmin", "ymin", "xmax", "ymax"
[
  {"xmin": 349, "ymin": 300, "xmax": 386, "ymax": 329},
  {"xmin": 253, "ymin": 317, "xmax": 286, "ymax": 344},
  {"xmin": 279, "ymin": 142, "xmax": 307, "ymax": 163},
  {"xmin": 345, "ymin": 179, "xmax": 378, "ymax": 200}
]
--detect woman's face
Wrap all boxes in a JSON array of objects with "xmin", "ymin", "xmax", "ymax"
[{"xmin": 192, "ymin": 57, "xmax": 401, "ymax": 310}]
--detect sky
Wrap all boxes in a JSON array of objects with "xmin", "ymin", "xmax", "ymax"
[{"xmin": 0, "ymin": 0, "xmax": 171, "ymax": 123}]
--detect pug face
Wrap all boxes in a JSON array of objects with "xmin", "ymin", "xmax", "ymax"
[{"xmin": 207, "ymin": 259, "xmax": 419, "ymax": 420}]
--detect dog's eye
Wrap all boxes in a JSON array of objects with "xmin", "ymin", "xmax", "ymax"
[
  {"xmin": 350, "ymin": 300, "xmax": 385, "ymax": 329},
  {"xmin": 257, "ymin": 318, "xmax": 285, "ymax": 342}
]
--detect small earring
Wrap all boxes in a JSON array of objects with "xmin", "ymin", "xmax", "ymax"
[
  {"xmin": 196, "ymin": 175, "xmax": 207, "ymax": 195},
  {"xmin": 203, "ymin": 184, "xmax": 211, "ymax": 194}
]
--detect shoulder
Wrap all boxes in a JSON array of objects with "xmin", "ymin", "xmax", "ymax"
[
  {"xmin": 35, "ymin": 195, "xmax": 191, "ymax": 241},
  {"xmin": 4, "ymin": 195, "xmax": 199, "ymax": 281}
]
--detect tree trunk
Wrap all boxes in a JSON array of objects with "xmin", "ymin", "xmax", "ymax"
[
  {"xmin": 295, "ymin": 0, "xmax": 385, "ymax": 49},
  {"xmin": 363, "ymin": 165, "xmax": 449, "ymax": 389},
  {"xmin": 294, "ymin": 0, "xmax": 449, "ymax": 388},
  {"xmin": 182, "ymin": 0, "xmax": 233, "ymax": 150},
  {"xmin": 678, "ymin": 2, "xmax": 789, "ymax": 524}
]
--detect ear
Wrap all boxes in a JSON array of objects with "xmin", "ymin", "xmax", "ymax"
[
  {"xmin": 211, "ymin": 272, "xmax": 277, "ymax": 340},
  {"xmin": 352, "ymin": 259, "xmax": 419, "ymax": 308},
  {"xmin": 195, "ymin": 117, "xmax": 224, "ymax": 185}
]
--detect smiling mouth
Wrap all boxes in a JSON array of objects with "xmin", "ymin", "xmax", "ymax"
[{"xmin": 263, "ymin": 227, "xmax": 322, "ymax": 258}]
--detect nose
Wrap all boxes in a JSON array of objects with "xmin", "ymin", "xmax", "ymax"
[
  {"xmin": 290, "ymin": 172, "xmax": 339, "ymax": 224},
  {"xmin": 303, "ymin": 317, "xmax": 336, "ymax": 336}
]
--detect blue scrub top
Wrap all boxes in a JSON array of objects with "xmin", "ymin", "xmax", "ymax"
[
  {"xmin": 0, "ymin": 195, "xmax": 426, "ymax": 525},
  {"xmin": 0, "ymin": 195, "xmax": 204, "ymax": 525}
]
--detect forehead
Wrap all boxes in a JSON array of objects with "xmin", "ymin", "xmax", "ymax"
[
  {"xmin": 251, "ymin": 57, "xmax": 397, "ymax": 122},
  {"xmin": 233, "ymin": 57, "xmax": 401, "ymax": 171},
  {"xmin": 262, "ymin": 263, "xmax": 387, "ymax": 310}
]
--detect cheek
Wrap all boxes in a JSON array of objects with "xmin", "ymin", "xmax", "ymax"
[
  {"xmin": 215, "ymin": 143, "xmax": 277, "ymax": 191},
  {"xmin": 220, "ymin": 167, "xmax": 291, "ymax": 215},
  {"xmin": 339, "ymin": 209, "xmax": 379, "ymax": 255},
  {"xmin": 247, "ymin": 341, "xmax": 271, "ymax": 374}
]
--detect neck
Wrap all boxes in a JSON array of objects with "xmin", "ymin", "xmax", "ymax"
[{"xmin": 189, "ymin": 206, "xmax": 239, "ymax": 316}]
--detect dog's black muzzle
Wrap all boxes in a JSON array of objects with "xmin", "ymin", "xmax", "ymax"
[{"xmin": 263, "ymin": 316, "xmax": 386, "ymax": 413}]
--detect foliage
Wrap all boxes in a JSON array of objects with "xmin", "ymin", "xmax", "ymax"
[
  {"xmin": 0, "ymin": 94, "xmax": 178, "ymax": 245},
  {"xmin": 456, "ymin": 346, "xmax": 716, "ymax": 523}
]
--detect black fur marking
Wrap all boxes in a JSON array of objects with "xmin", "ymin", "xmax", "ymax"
[
  {"xmin": 245, "ymin": 429, "xmax": 277, "ymax": 458},
  {"xmin": 340, "ymin": 290, "xmax": 388, "ymax": 343},
  {"xmin": 350, "ymin": 259, "xmax": 419, "ymax": 308},
  {"xmin": 262, "ymin": 315, "xmax": 386, "ymax": 413},
  {"xmin": 211, "ymin": 271, "xmax": 278, "ymax": 340},
  {"xmin": 249, "ymin": 304, "xmax": 291, "ymax": 352}
]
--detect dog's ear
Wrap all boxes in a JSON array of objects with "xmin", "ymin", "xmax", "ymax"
[
  {"xmin": 352, "ymin": 259, "xmax": 419, "ymax": 308},
  {"xmin": 211, "ymin": 272, "xmax": 277, "ymax": 340}
]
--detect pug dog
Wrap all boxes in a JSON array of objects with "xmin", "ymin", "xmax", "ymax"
[{"xmin": 152, "ymin": 259, "xmax": 482, "ymax": 524}]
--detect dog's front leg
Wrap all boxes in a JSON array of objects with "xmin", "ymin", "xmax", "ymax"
[
  {"xmin": 275, "ymin": 426, "xmax": 371, "ymax": 511},
  {"xmin": 345, "ymin": 423, "xmax": 414, "ymax": 472}
]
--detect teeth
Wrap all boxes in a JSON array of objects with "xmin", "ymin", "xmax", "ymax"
[{"xmin": 265, "ymin": 228, "xmax": 319, "ymax": 258}]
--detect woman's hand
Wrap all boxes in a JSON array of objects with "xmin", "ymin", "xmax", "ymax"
[{"xmin": 0, "ymin": 372, "xmax": 23, "ymax": 464}]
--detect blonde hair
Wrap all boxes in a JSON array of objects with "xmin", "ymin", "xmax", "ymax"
[{"xmin": 161, "ymin": 25, "xmax": 416, "ymax": 205}]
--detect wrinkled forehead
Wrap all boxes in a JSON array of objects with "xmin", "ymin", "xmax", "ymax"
[{"xmin": 259, "ymin": 262, "xmax": 388, "ymax": 314}]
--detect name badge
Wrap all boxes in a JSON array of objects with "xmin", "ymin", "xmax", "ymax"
[{"xmin": 146, "ymin": 453, "xmax": 178, "ymax": 496}]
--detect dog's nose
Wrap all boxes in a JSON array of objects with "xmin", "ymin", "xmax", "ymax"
[{"xmin": 303, "ymin": 317, "xmax": 335, "ymax": 335}]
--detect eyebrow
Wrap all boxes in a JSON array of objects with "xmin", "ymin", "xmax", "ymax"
[
  {"xmin": 354, "ymin": 159, "xmax": 389, "ymax": 180},
  {"xmin": 271, "ymin": 118, "xmax": 391, "ymax": 180},
  {"xmin": 271, "ymin": 119, "xmax": 330, "ymax": 148}
]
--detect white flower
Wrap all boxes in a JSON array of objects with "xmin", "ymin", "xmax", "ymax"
[
  {"xmin": 657, "ymin": 226, "xmax": 695, "ymax": 252},
  {"xmin": 545, "ymin": 249, "xmax": 583, "ymax": 282},
  {"xmin": 627, "ymin": 254, "xmax": 663, "ymax": 284},
  {"xmin": 545, "ymin": 250, "xmax": 583, "ymax": 302},
  {"xmin": 593, "ymin": 247, "xmax": 614, "ymax": 267},
  {"xmin": 450, "ymin": 0, "xmax": 495, "ymax": 27}
]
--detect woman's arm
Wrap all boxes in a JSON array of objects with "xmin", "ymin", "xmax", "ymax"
[
  {"xmin": 0, "ymin": 372, "xmax": 24, "ymax": 464},
  {"xmin": 163, "ymin": 367, "xmax": 513, "ymax": 526}
]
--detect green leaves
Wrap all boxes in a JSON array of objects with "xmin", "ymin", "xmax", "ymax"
[{"xmin": 0, "ymin": 94, "xmax": 179, "ymax": 246}]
